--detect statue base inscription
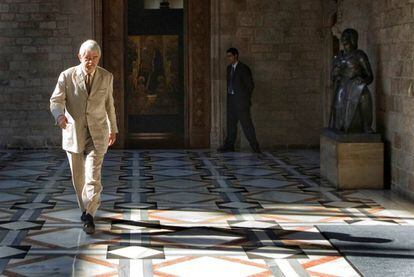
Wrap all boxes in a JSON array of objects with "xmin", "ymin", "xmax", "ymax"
[{"xmin": 320, "ymin": 128, "xmax": 384, "ymax": 189}]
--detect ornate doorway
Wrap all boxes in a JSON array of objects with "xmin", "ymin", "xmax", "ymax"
[{"xmin": 101, "ymin": 0, "xmax": 210, "ymax": 149}]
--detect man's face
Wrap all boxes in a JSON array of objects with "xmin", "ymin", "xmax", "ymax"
[
  {"xmin": 341, "ymin": 35, "xmax": 353, "ymax": 53},
  {"xmin": 226, "ymin": 52, "xmax": 238, "ymax": 65},
  {"xmin": 78, "ymin": 50, "xmax": 100, "ymax": 73}
]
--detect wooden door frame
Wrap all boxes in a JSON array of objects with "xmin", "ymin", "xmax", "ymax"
[{"xmin": 100, "ymin": 0, "xmax": 211, "ymax": 149}]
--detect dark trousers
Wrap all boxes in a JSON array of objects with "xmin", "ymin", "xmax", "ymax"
[{"xmin": 224, "ymin": 95, "xmax": 259, "ymax": 149}]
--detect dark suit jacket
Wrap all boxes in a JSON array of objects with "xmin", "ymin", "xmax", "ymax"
[{"xmin": 227, "ymin": 61, "xmax": 254, "ymax": 107}]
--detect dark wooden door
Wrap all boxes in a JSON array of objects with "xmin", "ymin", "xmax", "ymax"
[
  {"xmin": 102, "ymin": 0, "xmax": 211, "ymax": 149},
  {"xmin": 126, "ymin": 1, "xmax": 184, "ymax": 148}
]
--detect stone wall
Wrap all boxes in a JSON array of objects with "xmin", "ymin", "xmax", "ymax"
[
  {"xmin": 1, "ymin": 0, "xmax": 326, "ymax": 149},
  {"xmin": 339, "ymin": 0, "xmax": 414, "ymax": 198},
  {"xmin": 0, "ymin": 0, "xmax": 94, "ymax": 148},
  {"xmin": 216, "ymin": 0, "xmax": 324, "ymax": 149},
  {"xmin": 374, "ymin": 0, "xmax": 414, "ymax": 198}
]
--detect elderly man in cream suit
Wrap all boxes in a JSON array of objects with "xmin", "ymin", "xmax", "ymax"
[{"xmin": 50, "ymin": 40, "xmax": 118, "ymax": 234}]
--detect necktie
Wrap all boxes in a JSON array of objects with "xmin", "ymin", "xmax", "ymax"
[
  {"xmin": 228, "ymin": 66, "xmax": 235, "ymax": 94},
  {"xmin": 86, "ymin": 74, "xmax": 92, "ymax": 94}
]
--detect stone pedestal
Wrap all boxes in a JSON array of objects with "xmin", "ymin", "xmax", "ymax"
[{"xmin": 320, "ymin": 129, "xmax": 384, "ymax": 189}]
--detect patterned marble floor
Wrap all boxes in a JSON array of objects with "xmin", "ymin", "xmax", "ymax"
[{"xmin": 0, "ymin": 149, "xmax": 413, "ymax": 276}]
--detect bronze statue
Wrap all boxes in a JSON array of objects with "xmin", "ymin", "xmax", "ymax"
[{"xmin": 330, "ymin": 28, "xmax": 374, "ymax": 133}]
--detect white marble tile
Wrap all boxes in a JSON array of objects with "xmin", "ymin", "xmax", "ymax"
[
  {"xmin": 0, "ymin": 193, "xmax": 24, "ymax": 203},
  {"xmin": 29, "ymin": 228, "xmax": 114, "ymax": 248},
  {"xmin": 150, "ymin": 152, "xmax": 188, "ymax": 158},
  {"xmin": 156, "ymin": 256, "xmax": 267, "ymax": 277},
  {"xmin": 163, "ymin": 246, "xmax": 248, "ymax": 258},
  {"xmin": 218, "ymin": 152, "xmax": 257, "ymax": 158},
  {"xmin": 54, "ymin": 193, "xmax": 121, "ymax": 203},
  {"xmin": 233, "ymin": 168, "xmax": 276, "ymax": 176},
  {"xmin": 149, "ymin": 192, "xmax": 217, "ymax": 204},
  {"xmin": 0, "ymin": 180, "xmax": 34, "ymax": 189},
  {"xmin": 224, "ymin": 159, "xmax": 266, "ymax": 166},
  {"xmin": 0, "ymin": 169, "xmax": 47, "ymax": 177},
  {"xmin": 8, "ymin": 160, "xmax": 52, "ymax": 167},
  {"xmin": 219, "ymin": 202, "xmax": 259, "ymax": 209},
  {"xmin": 153, "ymin": 169, "xmax": 199, "ymax": 177},
  {"xmin": 151, "ymin": 179, "xmax": 207, "ymax": 189},
  {"xmin": 306, "ymin": 256, "xmax": 360, "ymax": 277},
  {"xmin": 0, "ymin": 221, "xmax": 41, "ymax": 230},
  {"xmin": 9, "ymin": 256, "xmax": 115, "ymax": 276},
  {"xmin": 230, "ymin": 220, "xmax": 278, "ymax": 229},
  {"xmin": 249, "ymin": 191, "xmax": 315, "ymax": 203},
  {"xmin": 247, "ymin": 245, "xmax": 302, "ymax": 259},
  {"xmin": 108, "ymin": 246, "xmax": 163, "ymax": 259},
  {"xmin": 323, "ymin": 201, "xmax": 365, "ymax": 208},
  {"xmin": 238, "ymin": 178, "xmax": 296, "ymax": 188},
  {"xmin": 14, "ymin": 202, "xmax": 54, "ymax": 209},
  {"xmin": 152, "ymin": 160, "xmax": 193, "ymax": 167},
  {"xmin": 0, "ymin": 246, "xmax": 26, "ymax": 259},
  {"xmin": 151, "ymin": 210, "xmax": 228, "ymax": 223},
  {"xmin": 156, "ymin": 227, "xmax": 243, "ymax": 248}
]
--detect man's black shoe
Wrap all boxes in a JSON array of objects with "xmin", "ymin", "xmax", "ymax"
[
  {"xmin": 81, "ymin": 211, "xmax": 87, "ymax": 222},
  {"xmin": 217, "ymin": 146, "xmax": 235, "ymax": 152},
  {"xmin": 251, "ymin": 145, "xmax": 262, "ymax": 154},
  {"xmin": 83, "ymin": 213, "xmax": 95, "ymax": 234}
]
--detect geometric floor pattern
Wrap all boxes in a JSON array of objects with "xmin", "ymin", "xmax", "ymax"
[{"xmin": 0, "ymin": 149, "xmax": 413, "ymax": 276}]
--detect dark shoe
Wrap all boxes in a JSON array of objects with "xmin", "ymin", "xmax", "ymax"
[
  {"xmin": 364, "ymin": 126, "xmax": 375, "ymax": 134},
  {"xmin": 251, "ymin": 145, "xmax": 262, "ymax": 154},
  {"xmin": 217, "ymin": 146, "xmax": 235, "ymax": 152},
  {"xmin": 83, "ymin": 213, "xmax": 95, "ymax": 234},
  {"xmin": 81, "ymin": 211, "xmax": 87, "ymax": 222}
]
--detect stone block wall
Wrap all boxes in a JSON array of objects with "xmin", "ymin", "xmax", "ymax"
[
  {"xmin": 0, "ymin": 0, "xmax": 94, "ymax": 148},
  {"xmin": 373, "ymin": 0, "xmax": 414, "ymax": 198},
  {"xmin": 339, "ymin": 0, "xmax": 414, "ymax": 198},
  {"xmin": 217, "ymin": 0, "xmax": 324, "ymax": 148},
  {"xmin": 1, "ymin": 0, "xmax": 326, "ymax": 149}
]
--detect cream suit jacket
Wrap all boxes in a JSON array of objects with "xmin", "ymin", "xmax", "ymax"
[{"xmin": 50, "ymin": 65, "xmax": 118, "ymax": 154}]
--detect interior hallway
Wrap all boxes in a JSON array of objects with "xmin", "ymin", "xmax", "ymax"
[{"xmin": 0, "ymin": 149, "xmax": 413, "ymax": 276}]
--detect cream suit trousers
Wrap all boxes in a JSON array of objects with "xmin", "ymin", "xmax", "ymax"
[{"xmin": 66, "ymin": 129, "xmax": 104, "ymax": 217}]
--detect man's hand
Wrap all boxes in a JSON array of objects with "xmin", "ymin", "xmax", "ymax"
[
  {"xmin": 58, "ymin": 115, "xmax": 68, "ymax": 129},
  {"xmin": 109, "ymin": 133, "xmax": 116, "ymax": 146}
]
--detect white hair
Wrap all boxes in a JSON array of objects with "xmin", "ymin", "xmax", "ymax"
[{"xmin": 79, "ymin": 40, "xmax": 101, "ymax": 57}]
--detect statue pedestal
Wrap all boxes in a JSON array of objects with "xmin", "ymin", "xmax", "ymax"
[{"xmin": 320, "ymin": 129, "xmax": 384, "ymax": 189}]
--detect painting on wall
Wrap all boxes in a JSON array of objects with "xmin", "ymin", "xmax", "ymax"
[{"xmin": 127, "ymin": 35, "xmax": 181, "ymax": 115}]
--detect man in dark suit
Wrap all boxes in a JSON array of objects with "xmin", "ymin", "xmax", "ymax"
[{"xmin": 218, "ymin": 48, "xmax": 261, "ymax": 153}]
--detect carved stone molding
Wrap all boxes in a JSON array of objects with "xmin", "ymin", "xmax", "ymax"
[
  {"xmin": 321, "ymin": 0, "xmax": 338, "ymax": 127},
  {"xmin": 102, "ymin": 0, "xmax": 125, "ymax": 148},
  {"xmin": 186, "ymin": 0, "xmax": 211, "ymax": 147},
  {"xmin": 209, "ymin": 0, "xmax": 224, "ymax": 148},
  {"xmin": 331, "ymin": 0, "xmax": 344, "ymax": 40}
]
